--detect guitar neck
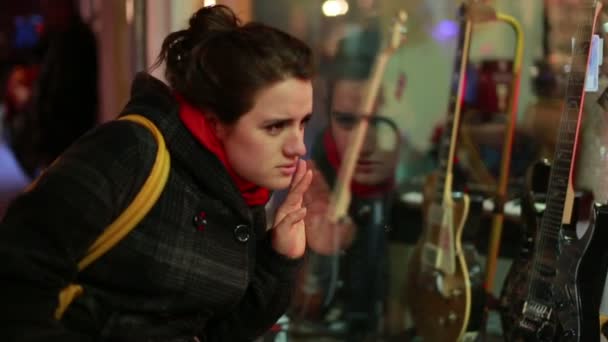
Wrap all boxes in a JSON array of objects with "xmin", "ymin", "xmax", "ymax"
[
  {"xmin": 330, "ymin": 53, "xmax": 392, "ymax": 222},
  {"xmin": 434, "ymin": 6, "xmax": 473, "ymax": 205},
  {"xmin": 537, "ymin": 0, "xmax": 601, "ymax": 248},
  {"xmin": 328, "ymin": 12, "xmax": 408, "ymax": 223}
]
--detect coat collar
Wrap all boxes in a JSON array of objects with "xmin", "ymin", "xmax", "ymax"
[{"xmin": 120, "ymin": 72, "xmax": 256, "ymax": 223}]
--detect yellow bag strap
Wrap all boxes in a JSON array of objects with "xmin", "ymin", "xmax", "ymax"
[
  {"xmin": 53, "ymin": 114, "xmax": 170, "ymax": 320},
  {"xmin": 77, "ymin": 114, "xmax": 171, "ymax": 270}
]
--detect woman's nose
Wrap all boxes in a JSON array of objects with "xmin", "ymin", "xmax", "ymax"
[
  {"xmin": 359, "ymin": 126, "xmax": 378, "ymax": 156},
  {"xmin": 284, "ymin": 130, "xmax": 307, "ymax": 157}
]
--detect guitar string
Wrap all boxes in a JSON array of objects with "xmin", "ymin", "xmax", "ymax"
[
  {"xmin": 529, "ymin": 2, "xmax": 588, "ymax": 304},
  {"xmin": 429, "ymin": 6, "xmax": 469, "ymax": 275}
]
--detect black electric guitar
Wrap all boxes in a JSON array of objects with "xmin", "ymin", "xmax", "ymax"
[
  {"xmin": 500, "ymin": 1, "xmax": 607, "ymax": 340},
  {"xmin": 405, "ymin": 3, "xmax": 486, "ymax": 341}
]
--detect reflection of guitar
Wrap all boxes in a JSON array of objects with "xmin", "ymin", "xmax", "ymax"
[
  {"xmin": 291, "ymin": 11, "xmax": 408, "ymax": 322},
  {"xmin": 405, "ymin": 3, "xmax": 485, "ymax": 341},
  {"xmin": 328, "ymin": 11, "xmax": 407, "ymax": 224},
  {"xmin": 500, "ymin": 1, "xmax": 606, "ymax": 340}
]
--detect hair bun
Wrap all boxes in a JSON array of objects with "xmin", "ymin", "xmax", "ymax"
[{"xmin": 188, "ymin": 5, "xmax": 240, "ymax": 37}]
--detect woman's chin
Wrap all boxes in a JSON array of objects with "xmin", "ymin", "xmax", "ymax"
[
  {"xmin": 260, "ymin": 177, "xmax": 292, "ymax": 191},
  {"xmin": 353, "ymin": 173, "xmax": 387, "ymax": 186}
]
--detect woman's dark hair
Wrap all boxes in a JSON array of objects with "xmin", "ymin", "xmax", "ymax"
[
  {"xmin": 155, "ymin": 5, "xmax": 313, "ymax": 124},
  {"xmin": 322, "ymin": 25, "xmax": 381, "ymax": 117}
]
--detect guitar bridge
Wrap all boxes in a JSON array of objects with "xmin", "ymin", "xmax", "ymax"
[{"xmin": 522, "ymin": 300, "xmax": 553, "ymax": 321}]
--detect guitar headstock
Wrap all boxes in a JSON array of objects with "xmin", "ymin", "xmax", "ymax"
[
  {"xmin": 386, "ymin": 10, "xmax": 408, "ymax": 54},
  {"xmin": 464, "ymin": 0, "xmax": 497, "ymax": 23}
]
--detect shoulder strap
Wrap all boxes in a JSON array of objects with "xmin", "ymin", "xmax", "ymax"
[
  {"xmin": 77, "ymin": 114, "xmax": 171, "ymax": 270},
  {"xmin": 54, "ymin": 114, "xmax": 170, "ymax": 320}
]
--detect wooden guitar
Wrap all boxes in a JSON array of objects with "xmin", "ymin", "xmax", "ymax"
[
  {"xmin": 405, "ymin": 2, "xmax": 487, "ymax": 341},
  {"xmin": 500, "ymin": 1, "xmax": 607, "ymax": 340}
]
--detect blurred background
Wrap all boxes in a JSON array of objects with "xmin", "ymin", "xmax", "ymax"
[
  {"xmin": 0, "ymin": 0, "xmax": 554, "ymax": 216},
  {"xmin": 2, "ymin": 0, "xmax": 608, "ymax": 340}
]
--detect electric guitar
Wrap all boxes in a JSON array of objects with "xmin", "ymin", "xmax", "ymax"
[
  {"xmin": 500, "ymin": 1, "xmax": 607, "ymax": 340},
  {"xmin": 405, "ymin": 3, "xmax": 487, "ymax": 341}
]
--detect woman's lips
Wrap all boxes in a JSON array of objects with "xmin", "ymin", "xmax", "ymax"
[
  {"xmin": 356, "ymin": 160, "xmax": 379, "ymax": 174},
  {"xmin": 357, "ymin": 160, "xmax": 378, "ymax": 166},
  {"xmin": 279, "ymin": 164, "xmax": 297, "ymax": 176}
]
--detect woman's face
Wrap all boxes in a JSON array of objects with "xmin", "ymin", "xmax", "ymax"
[
  {"xmin": 330, "ymin": 79, "xmax": 400, "ymax": 185},
  {"xmin": 217, "ymin": 78, "xmax": 313, "ymax": 190}
]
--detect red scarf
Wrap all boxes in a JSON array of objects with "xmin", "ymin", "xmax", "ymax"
[
  {"xmin": 176, "ymin": 94, "xmax": 270, "ymax": 206},
  {"xmin": 323, "ymin": 131, "xmax": 395, "ymax": 198}
]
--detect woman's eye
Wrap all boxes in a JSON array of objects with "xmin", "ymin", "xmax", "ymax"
[
  {"xmin": 334, "ymin": 114, "xmax": 359, "ymax": 129},
  {"xmin": 266, "ymin": 122, "xmax": 285, "ymax": 135},
  {"xmin": 300, "ymin": 117, "xmax": 311, "ymax": 130}
]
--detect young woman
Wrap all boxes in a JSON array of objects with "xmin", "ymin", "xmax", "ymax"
[{"xmin": 0, "ymin": 5, "xmax": 315, "ymax": 341}]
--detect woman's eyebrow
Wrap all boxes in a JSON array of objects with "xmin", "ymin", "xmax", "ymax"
[
  {"xmin": 262, "ymin": 113, "xmax": 312, "ymax": 125},
  {"xmin": 261, "ymin": 118, "xmax": 293, "ymax": 126}
]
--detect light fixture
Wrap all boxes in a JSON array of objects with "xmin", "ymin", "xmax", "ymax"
[
  {"xmin": 322, "ymin": 0, "xmax": 349, "ymax": 17},
  {"xmin": 204, "ymin": 0, "xmax": 217, "ymax": 6}
]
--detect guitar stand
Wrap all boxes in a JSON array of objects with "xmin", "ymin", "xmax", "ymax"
[{"xmin": 481, "ymin": 12, "xmax": 524, "ymax": 295}]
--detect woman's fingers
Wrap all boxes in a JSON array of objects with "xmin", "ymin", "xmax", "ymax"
[
  {"xmin": 275, "ymin": 207, "xmax": 307, "ymax": 231},
  {"xmin": 290, "ymin": 160, "xmax": 312, "ymax": 197},
  {"xmin": 277, "ymin": 165, "xmax": 312, "ymax": 218},
  {"xmin": 305, "ymin": 214, "xmax": 356, "ymax": 255},
  {"xmin": 271, "ymin": 206, "xmax": 307, "ymax": 258}
]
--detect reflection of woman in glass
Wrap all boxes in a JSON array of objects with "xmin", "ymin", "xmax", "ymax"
[{"xmin": 290, "ymin": 27, "xmax": 422, "ymax": 340}]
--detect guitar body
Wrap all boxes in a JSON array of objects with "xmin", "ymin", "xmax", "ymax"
[
  {"xmin": 501, "ymin": 161, "xmax": 608, "ymax": 341},
  {"xmin": 500, "ymin": 161, "xmax": 553, "ymax": 341},
  {"xmin": 499, "ymin": 213, "xmax": 561, "ymax": 341},
  {"xmin": 406, "ymin": 174, "xmax": 479, "ymax": 341},
  {"xmin": 405, "ymin": 4, "xmax": 488, "ymax": 340},
  {"xmin": 553, "ymin": 202, "xmax": 608, "ymax": 341}
]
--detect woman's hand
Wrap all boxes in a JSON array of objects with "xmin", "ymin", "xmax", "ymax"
[
  {"xmin": 271, "ymin": 159, "xmax": 313, "ymax": 259},
  {"xmin": 303, "ymin": 160, "xmax": 355, "ymax": 255}
]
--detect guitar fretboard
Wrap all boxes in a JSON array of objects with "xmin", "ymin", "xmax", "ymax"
[
  {"xmin": 532, "ymin": 0, "xmax": 599, "ymax": 281},
  {"xmin": 434, "ymin": 5, "xmax": 472, "ymax": 204}
]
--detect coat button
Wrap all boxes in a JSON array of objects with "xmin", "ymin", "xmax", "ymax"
[
  {"xmin": 234, "ymin": 224, "xmax": 250, "ymax": 243},
  {"xmin": 193, "ymin": 212, "xmax": 207, "ymax": 231}
]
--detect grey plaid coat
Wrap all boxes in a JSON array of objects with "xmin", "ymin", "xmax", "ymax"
[{"xmin": 0, "ymin": 73, "xmax": 301, "ymax": 341}]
